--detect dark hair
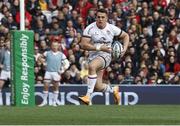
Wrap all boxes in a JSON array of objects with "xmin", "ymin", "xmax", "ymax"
[{"xmin": 97, "ymin": 9, "xmax": 108, "ymax": 15}]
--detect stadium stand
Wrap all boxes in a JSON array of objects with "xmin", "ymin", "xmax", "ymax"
[{"xmin": 0, "ymin": 0, "xmax": 179, "ymax": 85}]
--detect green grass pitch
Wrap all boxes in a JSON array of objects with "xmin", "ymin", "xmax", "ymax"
[{"xmin": 0, "ymin": 105, "xmax": 180, "ymax": 125}]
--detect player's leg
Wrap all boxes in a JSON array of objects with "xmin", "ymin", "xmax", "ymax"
[
  {"xmin": 0, "ymin": 80, "xmax": 5, "ymax": 105},
  {"xmin": 94, "ymin": 70, "xmax": 113, "ymax": 92},
  {"xmin": 0, "ymin": 70, "xmax": 7, "ymax": 105},
  {"xmin": 39, "ymin": 81, "xmax": 49, "ymax": 106},
  {"xmin": 94, "ymin": 57, "xmax": 121, "ymax": 105},
  {"xmin": 79, "ymin": 57, "xmax": 104, "ymax": 105},
  {"xmin": 52, "ymin": 72, "xmax": 61, "ymax": 106},
  {"xmin": 95, "ymin": 79, "xmax": 120, "ymax": 105},
  {"xmin": 38, "ymin": 72, "xmax": 51, "ymax": 107}
]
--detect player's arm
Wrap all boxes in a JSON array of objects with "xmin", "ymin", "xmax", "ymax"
[
  {"xmin": 80, "ymin": 36, "xmax": 97, "ymax": 51},
  {"xmin": 80, "ymin": 36, "xmax": 111, "ymax": 53},
  {"xmin": 112, "ymin": 24, "xmax": 129, "ymax": 56},
  {"xmin": 37, "ymin": 52, "xmax": 47, "ymax": 64},
  {"xmin": 62, "ymin": 58, "xmax": 70, "ymax": 70},
  {"xmin": 59, "ymin": 53, "xmax": 70, "ymax": 74},
  {"xmin": 119, "ymin": 31, "xmax": 129, "ymax": 54}
]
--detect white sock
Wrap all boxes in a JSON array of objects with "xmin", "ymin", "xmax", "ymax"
[
  {"xmin": 43, "ymin": 91, "xmax": 48, "ymax": 102},
  {"xmin": 103, "ymin": 85, "xmax": 113, "ymax": 93},
  {"xmin": 53, "ymin": 91, "xmax": 59, "ymax": 103},
  {"xmin": 86, "ymin": 74, "xmax": 97, "ymax": 97},
  {"xmin": 0, "ymin": 91, "xmax": 2, "ymax": 105}
]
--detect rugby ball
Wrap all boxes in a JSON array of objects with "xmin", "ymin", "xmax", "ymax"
[{"xmin": 112, "ymin": 41, "xmax": 123, "ymax": 59}]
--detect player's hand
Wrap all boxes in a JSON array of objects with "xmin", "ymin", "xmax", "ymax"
[
  {"xmin": 100, "ymin": 45, "xmax": 112, "ymax": 53},
  {"xmin": 120, "ymin": 47, "xmax": 127, "ymax": 57}
]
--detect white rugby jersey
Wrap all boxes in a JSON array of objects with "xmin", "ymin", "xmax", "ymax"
[{"xmin": 83, "ymin": 22, "xmax": 122, "ymax": 48}]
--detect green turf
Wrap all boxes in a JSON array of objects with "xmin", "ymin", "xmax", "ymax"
[{"xmin": 0, "ymin": 105, "xmax": 180, "ymax": 125}]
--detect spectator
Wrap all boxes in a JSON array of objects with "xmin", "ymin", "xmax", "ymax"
[
  {"xmin": 49, "ymin": 17, "xmax": 64, "ymax": 36},
  {"xmin": 61, "ymin": 70, "xmax": 74, "ymax": 84},
  {"xmin": 80, "ymin": 62, "xmax": 88, "ymax": 79},
  {"xmin": 1, "ymin": 0, "xmax": 180, "ymax": 85},
  {"xmin": 109, "ymin": 72, "xmax": 118, "ymax": 84},
  {"xmin": 138, "ymin": 66, "xmax": 148, "ymax": 84},
  {"xmin": 148, "ymin": 72, "xmax": 158, "ymax": 85},
  {"xmin": 158, "ymin": 57, "xmax": 166, "ymax": 77},
  {"xmin": 0, "ymin": 40, "xmax": 10, "ymax": 105},
  {"xmin": 69, "ymin": 64, "xmax": 80, "ymax": 78},
  {"xmin": 122, "ymin": 67, "xmax": 134, "ymax": 84},
  {"xmin": 65, "ymin": 20, "xmax": 77, "ymax": 37},
  {"xmin": 171, "ymin": 73, "xmax": 180, "ymax": 84},
  {"xmin": 75, "ymin": 16, "xmax": 85, "ymax": 34},
  {"xmin": 86, "ymin": 8, "xmax": 96, "ymax": 25},
  {"xmin": 11, "ymin": 0, "xmax": 19, "ymax": 17},
  {"xmin": 31, "ymin": 5, "xmax": 48, "ymax": 29},
  {"xmin": 62, "ymin": 4, "xmax": 72, "ymax": 20},
  {"xmin": 38, "ymin": 0, "xmax": 49, "ymax": 11},
  {"xmin": 133, "ymin": 75, "xmax": 143, "ymax": 85},
  {"xmin": 26, "ymin": 0, "xmax": 39, "ymax": 15},
  {"xmin": 165, "ymin": 56, "xmax": 180, "ymax": 74},
  {"xmin": 73, "ymin": 72, "xmax": 83, "ymax": 84},
  {"xmin": 38, "ymin": 41, "xmax": 70, "ymax": 107},
  {"xmin": 75, "ymin": 0, "xmax": 93, "ymax": 23},
  {"xmin": 117, "ymin": 74, "xmax": 124, "ymax": 84},
  {"xmin": 34, "ymin": 18, "xmax": 46, "ymax": 42},
  {"xmin": 79, "ymin": 50, "xmax": 89, "ymax": 69},
  {"xmin": 6, "ymin": 14, "xmax": 18, "ymax": 30},
  {"xmin": 34, "ymin": 46, "xmax": 41, "ymax": 62},
  {"xmin": 160, "ymin": 72, "xmax": 171, "ymax": 84},
  {"xmin": 70, "ymin": 9, "xmax": 79, "ymax": 27},
  {"xmin": 35, "ymin": 59, "xmax": 45, "ymax": 84},
  {"xmin": 39, "ymin": 40, "xmax": 50, "ymax": 53},
  {"xmin": 15, "ymin": 9, "xmax": 32, "ymax": 29},
  {"xmin": 56, "ymin": 9, "xmax": 66, "ymax": 30}
]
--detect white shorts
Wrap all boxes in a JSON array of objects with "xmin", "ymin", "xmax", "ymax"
[
  {"xmin": 88, "ymin": 52, "xmax": 111, "ymax": 69},
  {"xmin": 0, "ymin": 70, "xmax": 10, "ymax": 80},
  {"xmin": 44, "ymin": 71, "xmax": 61, "ymax": 83}
]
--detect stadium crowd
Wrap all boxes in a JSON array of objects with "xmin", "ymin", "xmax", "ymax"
[{"xmin": 0, "ymin": 0, "xmax": 180, "ymax": 85}]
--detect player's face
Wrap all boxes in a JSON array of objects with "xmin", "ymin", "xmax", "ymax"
[
  {"xmin": 51, "ymin": 42, "xmax": 59, "ymax": 52},
  {"xmin": 96, "ymin": 12, "xmax": 108, "ymax": 29}
]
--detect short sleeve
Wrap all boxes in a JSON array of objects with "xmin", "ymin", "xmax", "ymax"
[
  {"xmin": 111, "ymin": 24, "xmax": 122, "ymax": 36},
  {"xmin": 83, "ymin": 24, "xmax": 93, "ymax": 38},
  {"xmin": 61, "ymin": 53, "xmax": 67, "ymax": 60}
]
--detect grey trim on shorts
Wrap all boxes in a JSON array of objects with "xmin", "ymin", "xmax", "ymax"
[{"xmin": 98, "ymin": 55, "xmax": 107, "ymax": 69}]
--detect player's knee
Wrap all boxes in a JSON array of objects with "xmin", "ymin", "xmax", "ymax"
[
  {"xmin": 44, "ymin": 86, "xmax": 49, "ymax": 91},
  {"xmin": 88, "ymin": 64, "xmax": 97, "ymax": 72},
  {"xmin": 43, "ymin": 82, "xmax": 49, "ymax": 88},
  {"xmin": 0, "ymin": 80, "xmax": 5, "ymax": 87},
  {"xmin": 53, "ymin": 82, "xmax": 59, "ymax": 87}
]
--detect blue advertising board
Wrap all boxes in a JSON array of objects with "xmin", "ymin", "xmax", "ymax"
[{"xmin": 1, "ymin": 85, "xmax": 180, "ymax": 105}]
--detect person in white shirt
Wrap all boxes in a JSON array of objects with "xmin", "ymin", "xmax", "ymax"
[
  {"xmin": 78, "ymin": 9, "xmax": 129, "ymax": 105},
  {"xmin": 0, "ymin": 41, "xmax": 10, "ymax": 106},
  {"xmin": 38, "ymin": 42, "xmax": 70, "ymax": 107}
]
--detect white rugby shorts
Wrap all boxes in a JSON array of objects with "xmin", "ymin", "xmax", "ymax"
[
  {"xmin": 44, "ymin": 71, "xmax": 61, "ymax": 83},
  {"xmin": 0, "ymin": 70, "xmax": 10, "ymax": 80},
  {"xmin": 88, "ymin": 52, "xmax": 111, "ymax": 69}
]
